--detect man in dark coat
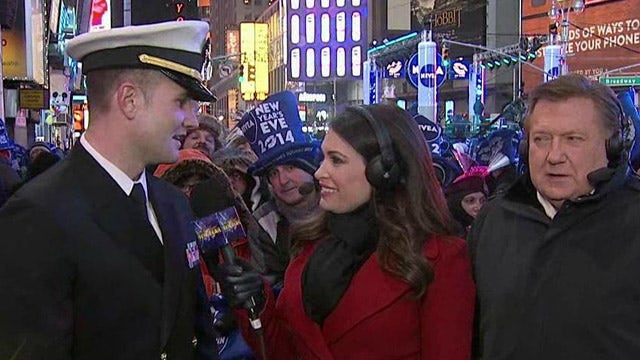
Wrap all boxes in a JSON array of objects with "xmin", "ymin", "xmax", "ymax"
[
  {"xmin": 470, "ymin": 74, "xmax": 640, "ymax": 359},
  {"xmin": 0, "ymin": 21, "xmax": 218, "ymax": 359}
]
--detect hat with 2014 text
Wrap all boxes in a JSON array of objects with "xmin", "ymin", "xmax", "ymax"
[
  {"xmin": 65, "ymin": 21, "xmax": 216, "ymax": 102},
  {"xmin": 236, "ymin": 91, "xmax": 320, "ymax": 177}
]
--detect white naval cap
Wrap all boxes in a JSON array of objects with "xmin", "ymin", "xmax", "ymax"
[{"xmin": 66, "ymin": 21, "xmax": 216, "ymax": 102}]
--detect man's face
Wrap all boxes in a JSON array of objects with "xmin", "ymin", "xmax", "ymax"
[
  {"xmin": 136, "ymin": 75, "xmax": 199, "ymax": 165},
  {"xmin": 182, "ymin": 129, "xmax": 216, "ymax": 157},
  {"xmin": 527, "ymin": 97, "xmax": 609, "ymax": 209},
  {"xmin": 267, "ymin": 164, "xmax": 314, "ymax": 206}
]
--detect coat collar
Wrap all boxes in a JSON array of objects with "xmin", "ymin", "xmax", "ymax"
[{"xmin": 281, "ymin": 242, "xmax": 413, "ymax": 358}]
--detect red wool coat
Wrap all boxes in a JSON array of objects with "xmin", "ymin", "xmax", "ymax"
[{"xmin": 239, "ymin": 235, "xmax": 476, "ymax": 360}]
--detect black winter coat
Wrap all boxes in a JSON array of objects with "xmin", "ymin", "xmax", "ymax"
[{"xmin": 470, "ymin": 167, "xmax": 640, "ymax": 360}]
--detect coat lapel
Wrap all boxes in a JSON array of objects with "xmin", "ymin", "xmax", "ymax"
[
  {"xmin": 147, "ymin": 177, "xmax": 188, "ymax": 348},
  {"xmin": 283, "ymin": 243, "xmax": 413, "ymax": 358},
  {"xmin": 70, "ymin": 144, "xmax": 158, "ymax": 276},
  {"xmin": 281, "ymin": 244, "xmax": 336, "ymax": 359},
  {"xmin": 320, "ymin": 253, "xmax": 412, "ymax": 344}
]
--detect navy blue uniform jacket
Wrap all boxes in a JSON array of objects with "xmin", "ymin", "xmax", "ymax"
[{"xmin": 0, "ymin": 144, "xmax": 217, "ymax": 359}]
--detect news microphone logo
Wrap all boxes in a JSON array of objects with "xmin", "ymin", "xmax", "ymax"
[{"xmin": 194, "ymin": 206, "xmax": 246, "ymax": 253}]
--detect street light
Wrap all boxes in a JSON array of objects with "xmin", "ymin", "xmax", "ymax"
[{"xmin": 548, "ymin": 0, "xmax": 585, "ymax": 75}]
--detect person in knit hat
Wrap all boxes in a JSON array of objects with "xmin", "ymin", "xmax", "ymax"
[
  {"xmin": 234, "ymin": 91, "xmax": 322, "ymax": 288},
  {"xmin": 212, "ymin": 146, "xmax": 270, "ymax": 212},
  {"xmin": 445, "ymin": 166, "xmax": 488, "ymax": 237},
  {"xmin": 181, "ymin": 114, "xmax": 225, "ymax": 159},
  {"xmin": 226, "ymin": 126, "xmax": 259, "ymax": 162}
]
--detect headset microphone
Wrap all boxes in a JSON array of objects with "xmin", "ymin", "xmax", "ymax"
[{"xmin": 298, "ymin": 182, "xmax": 316, "ymax": 196}]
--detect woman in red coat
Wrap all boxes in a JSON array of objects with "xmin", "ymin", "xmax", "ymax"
[{"xmin": 216, "ymin": 104, "xmax": 476, "ymax": 359}]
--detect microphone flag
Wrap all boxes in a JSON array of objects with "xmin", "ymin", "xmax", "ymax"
[{"xmin": 194, "ymin": 206, "xmax": 247, "ymax": 253}]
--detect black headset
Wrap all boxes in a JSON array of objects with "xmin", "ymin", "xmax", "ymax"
[
  {"xmin": 347, "ymin": 106, "xmax": 401, "ymax": 190},
  {"xmin": 518, "ymin": 100, "xmax": 632, "ymax": 168}
]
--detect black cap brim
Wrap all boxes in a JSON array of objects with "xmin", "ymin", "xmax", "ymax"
[{"xmin": 160, "ymin": 69, "xmax": 217, "ymax": 103}]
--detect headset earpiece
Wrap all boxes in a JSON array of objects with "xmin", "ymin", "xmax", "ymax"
[
  {"xmin": 347, "ymin": 106, "xmax": 400, "ymax": 190},
  {"xmin": 605, "ymin": 101, "xmax": 631, "ymax": 167},
  {"xmin": 518, "ymin": 137, "xmax": 529, "ymax": 163}
]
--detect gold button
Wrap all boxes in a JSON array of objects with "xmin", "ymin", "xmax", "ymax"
[
  {"xmin": 192, "ymin": 336, "xmax": 198, "ymax": 347},
  {"xmin": 160, "ymin": 352, "xmax": 167, "ymax": 360}
]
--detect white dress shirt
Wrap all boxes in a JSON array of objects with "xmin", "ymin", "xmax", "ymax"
[{"xmin": 80, "ymin": 134, "xmax": 164, "ymax": 243}]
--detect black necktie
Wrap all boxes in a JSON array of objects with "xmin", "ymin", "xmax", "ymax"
[
  {"xmin": 129, "ymin": 182, "xmax": 164, "ymax": 283},
  {"xmin": 130, "ymin": 183, "xmax": 149, "ymax": 221}
]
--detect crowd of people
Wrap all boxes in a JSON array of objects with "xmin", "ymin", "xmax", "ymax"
[{"xmin": 1, "ymin": 20, "xmax": 640, "ymax": 360}]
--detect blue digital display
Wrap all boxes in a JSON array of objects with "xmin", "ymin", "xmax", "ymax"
[{"xmin": 287, "ymin": 0, "xmax": 368, "ymax": 82}]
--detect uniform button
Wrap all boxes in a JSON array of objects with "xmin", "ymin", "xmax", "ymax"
[
  {"xmin": 192, "ymin": 336, "xmax": 198, "ymax": 347},
  {"xmin": 160, "ymin": 352, "xmax": 167, "ymax": 360}
]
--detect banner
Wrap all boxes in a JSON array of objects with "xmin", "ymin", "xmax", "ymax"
[{"xmin": 521, "ymin": 0, "xmax": 640, "ymax": 92}]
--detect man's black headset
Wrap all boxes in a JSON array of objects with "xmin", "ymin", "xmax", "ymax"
[
  {"xmin": 346, "ymin": 106, "xmax": 401, "ymax": 190},
  {"xmin": 518, "ymin": 99, "xmax": 632, "ymax": 168}
]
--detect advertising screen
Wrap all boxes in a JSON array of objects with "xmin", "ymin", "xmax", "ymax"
[
  {"xmin": 287, "ymin": 0, "xmax": 368, "ymax": 81},
  {"xmin": 410, "ymin": 0, "xmax": 487, "ymax": 57},
  {"xmin": 521, "ymin": 0, "xmax": 640, "ymax": 93},
  {"xmin": 89, "ymin": 0, "xmax": 111, "ymax": 32}
]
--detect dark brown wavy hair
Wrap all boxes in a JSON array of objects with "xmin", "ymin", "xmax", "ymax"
[{"xmin": 292, "ymin": 104, "xmax": 455, "ymax": 297}]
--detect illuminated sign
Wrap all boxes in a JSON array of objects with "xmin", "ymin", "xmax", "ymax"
[
  {"xmin": 298, "ymin": 92, "xmax": 327, "ymax": 102},
  {"xmin": 287, "ymin": 0, "xmax": 368, "ymax": 81},
  {"xmin": 19, "ymin": 89, "xmax": 49, "ymax": 109},
  {"xmin": 449, "ymin": 59, "xmax": 470, "ymax": 80},
  {"xmin": 406, "ymin": 53, "xmax": 446, "ymax": 88},
  {"xmin": 174, "ymin": 2, "xmax": 187, "ymax": 21},
  {"xmin": 384, "ymin": 60, "xmax": 406, "ymax": 79},
  {"xmin": 254, "ymin": 23, "xmax": 269, "ymax": 99},
  {"xmin": 2, "ymin": 0, "xmax": 46, "ymax": 83},
  {"xmin": 49, "ymin": 0, "xmax": 61, "ymax": 33},
  {"xmin": 131, "ymin": 0, "xmax": 197, "ymax": 25},
  {"xmin": 89, "ymin": 0, "xmax": 111, "ymax": 32},
  {"xmin": 226, "ymin": 30, "xmax": 240, "ymax": 55},
  {"xmin": 240, "ymin": 22, "xmax": 269, "ymax": 101}
]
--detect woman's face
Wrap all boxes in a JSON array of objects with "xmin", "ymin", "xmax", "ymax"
[
  {"xmin": 177, "ymin": 175, "xmax": 205, "ymax": 198},
  {"xmin": 461, "ymin": 191, "xmax": 486, "ymax": 218},
  {"xmin": 315, "ymin": 129, "xmax": 372, "ymax": 214},
  {"xmin": 228, "ymin": 170, "xmax": 248, "ymax": 196}
]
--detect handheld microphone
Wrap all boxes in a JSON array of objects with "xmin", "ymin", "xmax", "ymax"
[
  {"xmin": 190, "ymin": 177, "xmax": 263, "ymax": 330},
  {"xmin": 298, "ymin": 182, "xmax": 316, "ymax": 196}
]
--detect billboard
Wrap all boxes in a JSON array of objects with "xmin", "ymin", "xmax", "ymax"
[
  {"xmin": 2, "ymin": 0, "xmax": 45, "ymax": 84},
  {"xmin": 521, "ymin": 0, "xmax": 640, "ymax": 93},
  {"xmin": 240, "ymin": 22, "xmax": 269, "ymax": 101},
  {"xmin": 226, "ymin": 30, "xmax": 240, "ymax": 55},
  {"xmin": 286, "ymin": 0, "xmax": 368, "ymax": 81},
  {"xmin": 410, "ymin": 0, "xmax": 486, "ymax": 57},
  {"xmin": 89, "ymin": 0, "xmax": 111, "ymax": 32}
]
